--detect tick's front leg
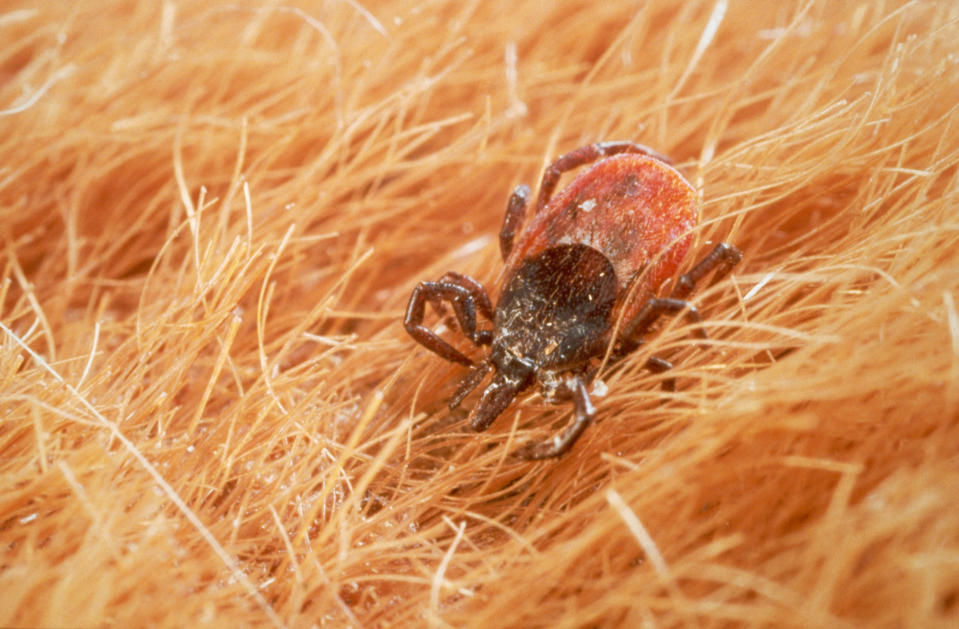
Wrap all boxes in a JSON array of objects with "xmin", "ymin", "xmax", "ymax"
[
  {"xmin": 515, "ymin": 377, "xmax": 595, "ymax": 460},
  {"xmin": 405, "ymin": 274, "xmax": 493, "ymax": 366},
  {"xmin": 405, "ymin": 281, "xmax": 475, "ymax": 366},
  {"xmin": 449, "ymin": 360, "xmax": 492, "ymax": 411},
  {"xmin": 499, "ymin": 184, "xmax": 530, "ymax": 261},
  {"xmin": 437, "ymin": 271, "xmax": 494, "ymax": 345}
]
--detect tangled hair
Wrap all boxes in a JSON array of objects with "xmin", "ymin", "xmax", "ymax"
[{"xmin": 2, "ymin": 1, "xmax": 958, "ymax": 626}]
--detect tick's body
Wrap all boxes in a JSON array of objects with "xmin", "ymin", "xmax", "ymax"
[
  {"xmin": 405, "ymin": 142, "xmax": 741, "ymax": 459},
  {"xmin": 507, "ymin": 153, "xmax": 697, "ymax": 328}
]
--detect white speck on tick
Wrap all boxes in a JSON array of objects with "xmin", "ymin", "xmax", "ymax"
[
  {"xmin": 591, "ymin": 379, "xmax": 608, "ymax": 398},
  {"xmin": 579, "ymin": 199, "xmax": 597, "ymax": 213}
]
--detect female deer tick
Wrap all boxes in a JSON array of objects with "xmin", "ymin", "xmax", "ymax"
[{"xmin": 405, "ymin": 141, "xmax": 741, "ymax": 459}]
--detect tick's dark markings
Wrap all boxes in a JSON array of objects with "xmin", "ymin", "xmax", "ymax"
[{"xmin": 405, "ymin": 141, "xmax": 742, "ymax": 459}]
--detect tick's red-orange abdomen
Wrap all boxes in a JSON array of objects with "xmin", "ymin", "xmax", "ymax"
[{"xmin": 505, "ymin": 153, "xmax": 698, "ymax": 322}]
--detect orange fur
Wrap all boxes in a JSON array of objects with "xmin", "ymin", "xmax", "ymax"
[{"xmin": 1, "ymin": 1, "xmax": 958, "ymax": 626}]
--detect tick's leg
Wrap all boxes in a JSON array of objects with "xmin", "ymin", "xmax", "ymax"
[
  {"xmin": 610, "ymin": 244, "xmax": 741, "ymax": 390},
  {"xmin": 622, "ymin": 297, "xmax": 707, "ymax": 345},
  {"xmin": 470, "ymin": 373, "xmax": 524, "ymax": 432},
  {"xmin": 438, "ymin": 271, "xmax": 494, "ymax": 345},
  {"xmin": 405, "ymin": 281, "xmax": 477, "ymax": 366},
  {"xmin": 617, "ymin": 243, "xmax": 741, "ymax": 348},
  {"xmin": 406, "ymin": 272, "xmax": 493, "ymax": 358},
  {"xmin": 440, "ymin": 272, "xmax": 493, "ymax": 319},
  {"xmin": 536, "ymin": 141, "xmax": 673, "ymax": 212},
  {"xmin": 449, "ymin": 360, "xmax": 492, "ymax": 410},
  {"xmin": 671, "ymin": 242, "xmax": 743, "ymax": 300},
  {"xmin": 515, "ymin": 377, "xmax": 595, "ymax": 460},
  {"xmin": 645, "ymin": 355, "xmax": 676, "ymax": 392},
  {"xmin": 499, "ymin": 184, "xmax": 530, "ymax": 261}
]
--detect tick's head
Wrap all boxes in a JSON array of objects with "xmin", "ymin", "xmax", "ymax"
[{"xmin": 492, "ymin": 244, "xmax": 618, "ymax": 375}]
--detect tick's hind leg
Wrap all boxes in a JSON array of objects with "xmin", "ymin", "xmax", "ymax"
[
  {"xmin": 671, "ymin": 242, "xmax": 743, "ymax": 300},
  {"xmin": 622, "ymin": 297, "xmax": 708, "ymax": 347},
  {"xmin": 515, "ymin": 377, "xmax": 595, "ymax": 460},
  {"xmin": 644, "ymin": 356, "xmax": 676, "ymax": 392},
  {"xmin": 620, "ymin": 242, "xmax": 743, "ymax": 345},
  {"xmin": 404, "ymin": 274, "xmax": 493, "ymax": 366},
  {"xmin": 536, "ymin": 141, "xmax": 673, "ymax": 212}
]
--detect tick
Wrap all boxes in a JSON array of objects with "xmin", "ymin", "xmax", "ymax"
[{"xmin": 405, "ymin": 141, "xmax": 741, "ymax": 459}]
